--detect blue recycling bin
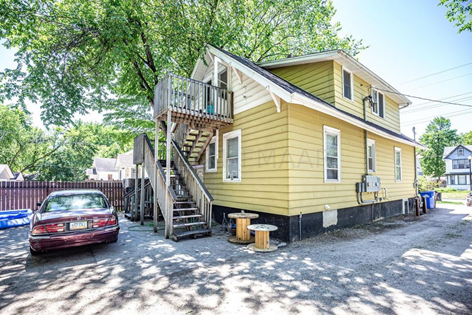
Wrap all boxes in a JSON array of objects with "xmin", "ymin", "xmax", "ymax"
[{"xmin": 419, "ymin": 191, "xmax": 436, "ymax": 209}]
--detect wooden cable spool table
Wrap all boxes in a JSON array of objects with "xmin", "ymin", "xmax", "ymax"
[
  {"xmin": 247, "ymin": 224, "xmax": 278, "ymax": 252},
  {"xmin": 227, "ymin": 212, "xmax": 259, "ymax": 244}
]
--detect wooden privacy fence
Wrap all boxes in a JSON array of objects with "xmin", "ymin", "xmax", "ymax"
[{"xmin": 0, "ymin": 181, "xmax": 124, "ymax": 211}]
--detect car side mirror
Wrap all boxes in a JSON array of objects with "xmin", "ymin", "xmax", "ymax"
[{"xmin": 37, "ymin": 202, "xmax": 42, "ymax": 207}]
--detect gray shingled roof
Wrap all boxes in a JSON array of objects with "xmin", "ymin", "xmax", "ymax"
[
  {"xmin": 212, "ymin": 45, "xmax": 421, "ymax": 147},
  {"xmin": 115, "ymin": 153, "xmax": 134, "ymax": 169},
  {"xmin": 93, "ymin": 158, "xmax": 117, "ymax": 172},
  {"xmin": 443, "ymin": 145, "xmax": 472, "ymax": 159}
]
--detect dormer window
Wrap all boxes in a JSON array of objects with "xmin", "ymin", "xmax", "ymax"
[
  {"xmin": 342, "ymin": 67, "xmax": 353, "ymax": 101},
  {"xmin": 458, "ymin": 148, "xmax": 464, "ymax": 156},
  {"xmin": 372, "ymin": 89, "xmax": 385, "ymax": 119}
]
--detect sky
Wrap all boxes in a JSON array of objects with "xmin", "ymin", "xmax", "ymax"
[
  {"xmin": 0, "ymin": 0, "xmax": 471, "ymax": 138},
  {"xmin": 333, "ymin": 0, "xmax": 472, "ymax": 139}
]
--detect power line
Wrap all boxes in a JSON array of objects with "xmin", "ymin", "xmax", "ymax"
[
  {"xmin": 402, "ymin": 96, "xmax": 472, "ymax": 114},
  {"xmin": 405, "ymin": 91, "xmax": 472, "ymax": 108},
  {"xmin": 375, "ymin": 87, "xmax": 472, "ymax": 107},
  {"xmin": 400, "ymin": 61, "xmax": 472, "ymax": 84},
  {"xmin": 408, "ymin": 72, "xmax": 472, "ymax": 91},
  {"xmin": 402, "ymin": 108, "xmax": 472, "ymax": 126}
]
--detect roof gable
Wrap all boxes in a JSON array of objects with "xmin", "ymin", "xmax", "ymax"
[
  {"xmin": 443, "ymin": 144, "xmax": 472, "ymax": 159},
  {"xmin": 192, "ymin": 45, "xmax": 423, "ymax": 149},
  {"xmin": 93, "ymin": 158, "xmax": 118, "ymax": 172},
  {"xmin": 0, "ymin": 164, "xmax": 14, "ymax": 179},
  {"xmin": 258, "ymin": 50, "xmax": 411, "ymax": 107}
]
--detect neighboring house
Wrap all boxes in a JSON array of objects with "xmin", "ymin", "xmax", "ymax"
[
  {"xmin": 443, "ymin": 145, "xmax": 472, "ymax": 190},
  {"xmin": 147, "ymin": 45, "xmax": 423, "ymax": 242},
  {"xmin": 115, "ymin": 150, "xmax": 136, "ymax": 180},
  {"xmin": 86, "ymin": 158, "xmax": 119, "ymax": 180},
  {"xmin": 11, "ymin": 172, "xmax": 24, "ymax": 181},
  {"xmin": 0, "ymin": 165, "xmax": 14, "ymax": 181}
]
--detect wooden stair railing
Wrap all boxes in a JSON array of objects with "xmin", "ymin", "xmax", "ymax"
[
  {"xmin": 142, "ymin": 135, "xmax": 177, "ymax": 236},
  {"xmin": 171, "ymin": 139, "xmax": 214, "ymax": 233}
]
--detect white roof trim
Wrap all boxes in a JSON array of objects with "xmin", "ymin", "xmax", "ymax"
[
  {"xmin": 259, "ymin": 50, "xmax": 411, "ymax": 108},
  {"xmin": 206, "ymin": 46, "xmax": 293, "ymax": 102}
]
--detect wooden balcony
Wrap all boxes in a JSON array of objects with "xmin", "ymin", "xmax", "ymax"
[{"xmin": 154, "ymin": 73, "xmax": 233, "ymax": 130}]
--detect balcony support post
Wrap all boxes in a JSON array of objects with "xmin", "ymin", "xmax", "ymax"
[{"xmin": 164, "ymin": 110, "xmax": 172, "ymax": 239}]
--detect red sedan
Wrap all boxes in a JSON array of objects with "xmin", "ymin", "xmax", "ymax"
[{"xmin": 29, "ymin": 190, "xmax": 120, "ymax": 255}]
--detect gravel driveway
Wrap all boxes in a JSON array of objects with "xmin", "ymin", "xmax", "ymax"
[{"xmin": 1, "ymin": 204, "xmax": 471, "ymax": 315}]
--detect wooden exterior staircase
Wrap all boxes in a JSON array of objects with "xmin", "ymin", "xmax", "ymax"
[{"xmin": 131, "ymin": 72, "xmax": 233, "ymax": 241}]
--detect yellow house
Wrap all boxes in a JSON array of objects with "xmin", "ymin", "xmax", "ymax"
[{"xmin": 141, "ymin": 45, "xmax": 422, "ymax": 242}]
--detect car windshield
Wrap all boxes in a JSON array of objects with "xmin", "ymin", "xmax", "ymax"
[{"xmin": 44, "ymin": 194, "xmax": 107, "ymax": 212}]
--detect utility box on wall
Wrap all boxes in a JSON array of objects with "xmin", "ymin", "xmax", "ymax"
[{"xmin": 356, "ymin": 175, "xmax": 381, "ymax": 193}]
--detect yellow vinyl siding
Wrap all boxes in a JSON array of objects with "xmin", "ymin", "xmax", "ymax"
[
  {"xmin": 270, "ymin": 61, "xmax": 335, "ymax": 104},
  {"xmin": 268, "ymin": 61, "xmax": 401, "ymax": 134},
  {"xmin": 287, "ymin": 104, "xmax": 415, "ymax": 216},
  {"xmin": 201, "ymin": 101, "xmax": 290, "ymax": 215},
  {"xmin": 332, "ymin": 62, "xmax": 401, "ymax": 133}
]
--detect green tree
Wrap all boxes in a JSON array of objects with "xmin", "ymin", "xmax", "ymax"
[
  {"xmin": 0, "ymin": 105, "xmax": 137, "ymax": 180},
  {"xmin": 460, "ymin": 130, "xmax": 472, "ymax": 144},
  {"xmin": 439, "ymin": 0, "xmax": 472, "ymax": 34},
  {"xmin": 0, "ymin": 104, "xmax": 63, "ymax": 173},
  {"xmin": 35, "ymin": 122, "xmax": 136, "ymax": 181},
  {"xmin": 419, "ymin": 117, "xmax": 460, "ymax": 179},
  {"xmin": 0, "ymin": 0, "xmax": 365, "ymax": 129}
]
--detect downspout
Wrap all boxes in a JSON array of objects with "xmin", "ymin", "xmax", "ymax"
[{"xmin": 363, "ymin": 96, "xmax": 369, "ymax": 175}]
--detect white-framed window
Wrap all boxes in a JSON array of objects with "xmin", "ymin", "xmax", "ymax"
[
  {"xmin": 449, "ymin": 175, "xmax": 456, "ymax": 185},
  {"xmin": 458, "ymin": 148, "xmax": 464, "ymax": 156},
  {"xmin": 367, "ymin": 139, "xmax": 376, "ymax": 173},
  {"xmin": 394, "ymin": 147, "xmax": 402, "ymax": 182},
  {"xmin": 324, "ymin": 126, "xmax": 341, "ymax": 183},
  {"xmin": 206, "ymin": 136, "xmax": 218, "ymax": 172},
  {"xmin": 342, "ymin": 67, "xmax": 354, "ymax": 101},
  {"xmin": 458, "ymin": 175, "xmax": 467, "ymax": 185},
  {"xmin": 223, "ymin": 129, "xmax": 241, "ymax": 182},
  {"xmin": 372, "ymin": 90, "xmax": 385, "ymax": 118}
]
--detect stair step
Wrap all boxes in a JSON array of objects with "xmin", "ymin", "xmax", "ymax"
[
  {"xmin": 173, "ymin": 221, "xmax": 207, "ymax": 228},
  {"xmin": 171, "ymin": 228, "xmax": 212, "ymax": 242},
  {"xmin": 173, "ymin": 207, "xmax": 198, "ymax": 211},
  {"xmin": 176, "ymin": 195, "xmax": 190, "ymax": 199},
  {"xmin": 174, "ymin": 201, "xmax": 195, "ymax": 205},
  {"xmin": 173, "ymin": 214, "xmax": 203, "ymax": 220}
]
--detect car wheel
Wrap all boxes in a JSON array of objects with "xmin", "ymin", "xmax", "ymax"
[
  {"xmin": 30, "ymin": 247, "xmax": 41, "ymax": 256},
  {"xmin": 467, "ymin": 202, "xmax": 471, "ymax": 207}
]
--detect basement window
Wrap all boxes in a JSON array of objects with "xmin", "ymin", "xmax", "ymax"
[
  {"xmin": 342, "ymin": 67, "xmax": 354, "ymax": 101},
  {"xmin": 324, "ymin": 126, "xmax": 341, "ymax": 183},
  {"xmin": 395, "ymin": 147, "xmax": 402, "ymax": 182},
  {"xmin": 367, "ymin": 139, "xmax": 376, "ymax": 173},
  {"xmin": 223, "ymin": 129, "xmax": 241, "ymax": 182},
  {"xmin": 206, "ymin": 136, "xmax": 217, "ymax": 173}
]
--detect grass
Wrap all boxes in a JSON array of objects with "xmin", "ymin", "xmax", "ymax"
[
  {"xmin": 441, "ymin": 191, "xmax": 469, "ymax": 200},
  {"xmin": 437, "ymin": 201, "xmax": 464, "ymax": 205}
]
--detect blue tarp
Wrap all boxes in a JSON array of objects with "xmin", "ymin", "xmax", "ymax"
[{"xmin": 0, "ymin": 209, "xmax": 33, "ymax": 230}]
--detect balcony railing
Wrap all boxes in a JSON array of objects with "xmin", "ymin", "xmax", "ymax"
[{"xmin": 154, "ymin": 73, "xmax": 233, "ymax": 123}]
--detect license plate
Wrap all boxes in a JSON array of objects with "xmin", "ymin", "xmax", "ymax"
[{"xmin": 70, "ymin": 221, "xmax": 88, "ymax": 230}]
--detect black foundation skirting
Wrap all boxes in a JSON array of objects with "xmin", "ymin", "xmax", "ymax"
[{"xmin": 212, "ymin": 198, "xmax": 416, "ymax": 242}]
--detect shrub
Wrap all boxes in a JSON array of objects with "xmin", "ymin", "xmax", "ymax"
[{"xmin": 418, "ymin": 176, "xmax": 439, "ymax": 191}]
